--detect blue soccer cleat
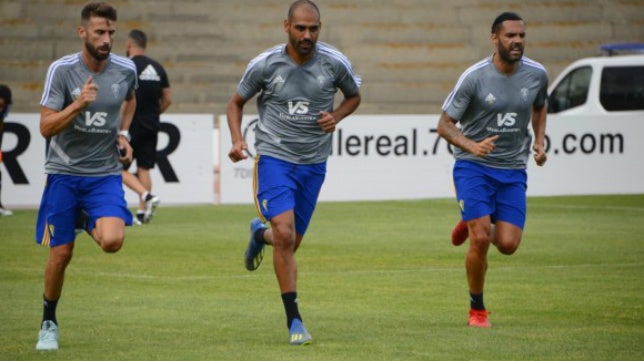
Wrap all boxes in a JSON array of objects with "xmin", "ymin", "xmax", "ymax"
[
  {"xmin": 289, "ymin": 319, "xmax": 313, "ymax": 345},
  {"xmin": 244, "ymin": 218, "xmax": 267, "ymax": 271}
]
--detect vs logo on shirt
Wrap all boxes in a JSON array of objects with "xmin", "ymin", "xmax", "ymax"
[
  {"xmin": 496, "ymin": 112, "xmax": 517, "ymax": 127},
  {"xmin": 288, "ymin": 101, "xmax": 310, "ymax": 115},
  {"xmin": 84, "ymin": 111, "xmax": 108, "ymax": 126}
]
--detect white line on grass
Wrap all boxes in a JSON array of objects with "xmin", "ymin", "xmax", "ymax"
[
  {"xmin": 50, "ymin": 261, "xmax": 643, "ymax": 282},
  {"xmin": 529, "ymin": 204, "xmax": 644, "ymax": 212}
]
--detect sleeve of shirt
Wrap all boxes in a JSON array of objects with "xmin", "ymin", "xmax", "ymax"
[
  {"xmin": 332, "ymin": 56, "xmax": 361, "ymax": 97},
  {"xmin": 442, "ymin": 72, "xmax": 475, "ymax": 122},
  {"xmin": 533, "ymin": 70, "xmax": 549, "ymax": 108},
  {"xmin": 237, "ymin": 57, "xmax": 265, "ymax": 101},
  {"xmin": 160, "ymin": 64, "xmax": 170, "ymax": 89},
  {"xmin": 40, "ymin": 63, "xmax": 66, "ymax": 111},
  {"xmin": 128, "ymin": 66, "xmax": 138, "ymax": 94}
]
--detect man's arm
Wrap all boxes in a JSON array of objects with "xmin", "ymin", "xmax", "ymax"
[
  {"xmin": 40, "ymin": 76, "xmax": 97, "ymax": 138},
  {"xmin": 226, "ymin": 92, "xmax": 249, "ymax": 162},
  {"xmin": 120, "ymin": 90, "xmax": 136, "ymax": 132},
  {"xmin": 436, "ymin": 111, "xmax": 498, "ymax": 157},
  {"xmin": 117, "ymin": 91, "xmax": 136, "ymax": 162},
  {"xmin": 318, "ymin": 92, "xmax": 361, "ymax": 133},
  {"xmin": 531, "ymin": 103, "xmax": 547, "ymax": 166},
  {"xmin": 159, "ymin": 87, "xmax": 172, "ymax": 113}
]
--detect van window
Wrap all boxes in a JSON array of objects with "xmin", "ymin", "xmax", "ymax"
[
  {"xmin": 600, "ymin": 66, "xmax": 644, "ymax": 111},
  {"xmin": 548, "ymin": 66, "xmax": 592, "ymax": 113}
]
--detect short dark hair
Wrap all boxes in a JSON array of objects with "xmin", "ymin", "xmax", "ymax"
[
  {"xmin": 288, "ymin": 0, "xmax": 320, "ymax": 21},
  {"xmin": 129, "ymin": 29, "xmax": 147, "ymax": 49},
  {"xmin": 0, "ymin": 84, "xmax": 12, "ymax": 105},
  {"xmin": 491, "ymin": 12, "xmax": 523, "ymax": 34},
  {"xmin": 81, "ymin": 2, "xmax": 117, "ymax": 25}
]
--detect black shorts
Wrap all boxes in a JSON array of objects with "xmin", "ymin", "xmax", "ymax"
[{"xmin": 130, "ymin": 129, "xmax": 158, "ymax": 169}]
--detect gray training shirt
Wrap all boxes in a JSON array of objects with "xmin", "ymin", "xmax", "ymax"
[
  {"xmin": 442, "ymin": 55, "xmax": 548, "ymax": 169},
  {"xmin": 237, "ymin": 42, "xmax": 361, "ymax": 164},
  {"xmin": 40, "ymin": 52, "xmax": 137, "ymax": 176}
]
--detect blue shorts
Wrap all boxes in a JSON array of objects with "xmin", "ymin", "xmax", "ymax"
[
  {"xmin": 36, "ymin": 174, "xmax": 133, "ymax": 247},
  {"xmin": 253, "ymin": 155, "xmax": 326, "ymax": 235},
  {"xmin": 453, "ymin": 160, "xmax": 527, "ymax": 229}
]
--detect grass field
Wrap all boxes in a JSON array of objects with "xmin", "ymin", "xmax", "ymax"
[{"xmin": 1, "ymin": 195, "xmax": 643, "ymax": 361}]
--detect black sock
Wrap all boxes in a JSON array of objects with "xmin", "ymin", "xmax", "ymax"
[
  {"xmin": 42, "ymin": 296, "xmax": 59, "ymax": 325},
  {"xmin": 254, "ymin": 228, "xmax": 267, "ymax": 244},
  {"xmin": 281, "ymin": 292, "xmax": 302, "ymax": 328},
  {"xmin": 469, "ymin": 292, "xmax": 485, "ymax": 311}
]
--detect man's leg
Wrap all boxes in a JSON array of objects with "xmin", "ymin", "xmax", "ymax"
[
  {"xmin": 137, "ymin": 167, "xmax": 152, "ymax": 193},
  {"xmin": 268, "ymin": 210, "xmax": 302, "ymax": 292},
  {"xmin": 492, "ymin": 221, "xmax": 523, "ymax": 255},
  {"xmin": 37, "ymin": 242, "xmax": 74, "ymax": 350},
  {"xmin": 465, "ymin": 215, "xmax": 493, "ymax": 328},
  {"xmin": 90, "ymin": 216, "xmax": 125, "ymax": 253},
  {"xmin": 259, "ymin": 210, "xmax": 311, "ymax": 344},
  {"xmin": 43, "ymin": 243, "xmax": 74, "ymax": 317}
]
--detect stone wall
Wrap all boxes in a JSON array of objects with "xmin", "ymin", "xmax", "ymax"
[{"xmin": 1, "ymin": 0, "xmax": 643, "ymax": 116}]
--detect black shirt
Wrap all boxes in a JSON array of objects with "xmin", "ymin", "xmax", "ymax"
[{"xmin": 130, "ymin": 55, "xmax": 170, "ymax": 132}]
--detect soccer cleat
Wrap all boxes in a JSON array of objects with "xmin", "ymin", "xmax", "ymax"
[
  {"xmin": 36, "ymin": 320, "xmax": 59, "ymax": 350},
  {"xmin": 143, "ymin": 193, "xmax": 160, "ymax": 223},
  {"xmin": 451, "ymin": 219, "xmax": 469, "ymax": 246},
  {"xmin": 133, "ymin": 211, "xmax": 145, "ymax": 226},
  {"xmin": 0, "ymin": 207, "xmax": 13, "ymax": 216},
  {"xmin": 468, "ymin": 309, "xmax": 492, "ymax": 328},
  {"xmin": 288, "ymin": 319, "xmax": 312, "ymax": 345},
  {"xmin": 244, "ymin": 218, "xmax": 267, "ymax": 271}
]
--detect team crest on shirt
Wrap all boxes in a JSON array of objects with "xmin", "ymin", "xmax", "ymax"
[
  {"xmin": 111, "ymin": 83, "xmax": 122, "ymax": 99},
  {"xmin": 317, "ymin": 75, "xmax": 326, "ymax": 86},
  {"xmin": 71, "ymin": 87, "xmax": 81, "ymax": 100},
  {"xmin": 520, "ymin": 88, "xmax": 529, "ymax": 102},
  {"xmin": 485, "ymin": 93, "xmax": 496, "ymax": 105}
]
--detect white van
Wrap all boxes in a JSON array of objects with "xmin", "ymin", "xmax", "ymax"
[{"xmin": 547, "ymin": 43, "xmax": 644, "ymax": 116}]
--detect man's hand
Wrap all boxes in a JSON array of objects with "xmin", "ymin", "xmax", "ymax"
[
  {"xmin": 318, "ymin": 111, "xmax": 337, "ymax": 133},
  {"xmin": 533, "ymin": 143, "xmax": 547, "ymax": 166},
  {"xmin": 117, "ymin": 136, "xmax": 133, "ymax": 166},
  {"xmin": 228, "ymin": 140, "xmax": 248, "ymax": 163},
  {"xmin": 470, "ymin": 135, "xmax": 499, "ymax": 157},
  {"xmin": 78, "ymin": 76, "xmax": 98, "ymax": 109}
]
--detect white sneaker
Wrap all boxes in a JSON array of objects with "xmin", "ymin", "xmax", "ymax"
[
  {"xmin": 143, "ymin": 194, "xmax": 160, "ymax": 222},
  {"xmin": 133, "ymin": 211, "xmax": 145, "ymax": 226},
  {"xmin": 0, "ymin": 207, "xmax": 13, "ymax": 216},
  {"xmin": 36, "ymin": 320, "xmax": 59, "ymax": 350}
]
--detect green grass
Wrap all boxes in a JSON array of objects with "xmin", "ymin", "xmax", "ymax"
[{"xmin": 1, "ymin": 195, "xmax": 643, "ymax": 361}]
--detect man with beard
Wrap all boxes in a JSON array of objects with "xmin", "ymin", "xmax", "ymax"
[
  {"xmin": 35, "ymin": 2, "xmax": 136, "ymax": 350},
  {"xmin": 226, "ymin": 0, "xmax": 361, "ymax": 345},
  {"xmin": 437, "ymin": 12, "xmax": 548, "ymax": 328},
  {"xmin": 121, "ymin": 29, "xmax": 171, "ymax": 225}
]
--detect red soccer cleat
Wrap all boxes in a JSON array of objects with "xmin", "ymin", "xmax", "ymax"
[
  {"xmin": 468, "ymin": 309, "xmax": 492, "ymax": 328},
  {"xmin": 451, "ymin": 219, "xmax": 469, "ymax": 246}
]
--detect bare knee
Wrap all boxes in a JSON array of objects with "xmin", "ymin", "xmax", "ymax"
[
  {"xmin": 469, "ymin": 228, "xmax": 491, "ymax": 253},
  {"xmin": 50, "ymin": 245, "xmax": 74, "ymax": 268},
  {"xmin": 496, "ymin": 240, "xmax": 519, "ymax": 255},
  {"xmin": 271, "ymin": 223, "xmax": 296, "ymax": 251},
  {"xmin": 493, "ymin": 222, "xmax": 522, "ymax": 255},
  {"xmin": 99, "ymin": 236, "xmax": 124, "ymax": 253}
]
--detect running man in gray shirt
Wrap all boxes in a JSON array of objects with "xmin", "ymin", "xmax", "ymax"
[
  {"xmin": 227, "ymin": 0, "xmax": 361, "ymax": 345},
  {"xmin": 437, "ymin": 12, "xmax": 548, "ymax": 328},
  {"xmin": 35, "ymin": 2, "xmax": 137, "ymax": 351}
]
